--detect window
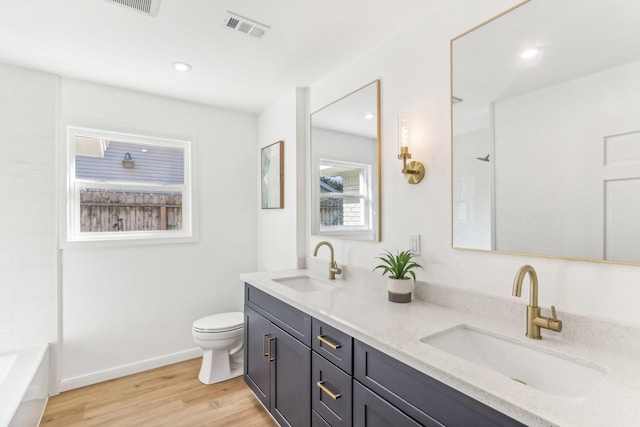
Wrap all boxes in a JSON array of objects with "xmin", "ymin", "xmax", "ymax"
[
  {"xmin": 65, "ymin": 126, "xmax": 193, "ymax": 243},
  {"xmin": 318, "ymin": 160, "xmax": 372, "ymax": 232}
]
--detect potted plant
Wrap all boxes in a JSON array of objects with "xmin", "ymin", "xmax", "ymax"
[{"xmin": 373, "ymin": 250, "xmax": 423, "ymax": 303}]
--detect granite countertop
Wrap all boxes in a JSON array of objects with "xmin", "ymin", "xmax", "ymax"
[{"xmin": 240, "ymin": 269, "xmax": 640, "ymax": 427}]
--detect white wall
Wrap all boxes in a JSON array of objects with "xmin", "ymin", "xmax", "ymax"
[
  {"xmin": 58, "ymin": 79, "xmax": 258, "ymax": 390},
  {"xmin": 452, "ymin": 128, "xmax": 492, "ymax": 250},
  {"xmin": 257, "ymin": 88, "xmax": 307, "ymax": 271},
  {"xmin": 302, "ymin": 0, "xmax": 640, "ymax": 328},
  {"xmin": 0, "ymin": 64, "xmax": 58, "ymax": 353}
]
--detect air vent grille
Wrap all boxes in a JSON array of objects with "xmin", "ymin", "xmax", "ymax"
[
  {"xmin": 105, "ymin": 0, "xmax": 161, "ymax": 17},
  {"xmin": 224, "ymin": 11, "xmax": 270, "ymax": 39},
  {"xmin": 226, "ymin": 17, "xmax": 240, "ymax": 29}
]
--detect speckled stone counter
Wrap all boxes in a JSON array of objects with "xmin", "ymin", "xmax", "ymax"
[{"xmin": 240, "ymin": 269, "xmax": 640, "ymax": 427}]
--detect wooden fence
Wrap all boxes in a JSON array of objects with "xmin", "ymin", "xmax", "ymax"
[
  {"xmin": 80, "ymin": 190, "xmax": 182, "ymax": 232},
  {"xmin": 320, "ymin": 197, "xmax": 343, "ymax": 226}
]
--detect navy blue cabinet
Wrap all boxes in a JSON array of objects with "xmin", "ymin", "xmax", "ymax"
[
  {"xmin": 245, "ymin": 284, "xmax": 525, "ymax": 427},
  {"xmin": 244, "ymin": 285, "xmax": 311, "ymax": 427},
  {"xmin": 354, "ymin": 340, "xmax": 525, "ymax": 427}
]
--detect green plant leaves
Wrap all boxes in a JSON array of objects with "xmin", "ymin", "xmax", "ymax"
[{"xmin": 373, "ymin": 249, "xmax": 423, "ymax": 280}]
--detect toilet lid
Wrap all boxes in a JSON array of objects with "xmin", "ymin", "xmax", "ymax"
[{"xmin": 193, "ymin": 312, "xmax": 244, "ymax": 333}]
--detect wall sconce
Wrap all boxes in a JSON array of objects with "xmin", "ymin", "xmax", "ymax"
[
  {"xmin": 397, "ymin": 112, "xmax": 425, "ymax": 184},
  {"xmin": 122, "ymin": 152, "xmax": 135, "ymax": 169}
]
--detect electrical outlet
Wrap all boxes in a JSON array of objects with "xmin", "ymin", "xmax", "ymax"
[{"xmin": 409, "ymin": 234, "xmax": 421, "ymax": 255}]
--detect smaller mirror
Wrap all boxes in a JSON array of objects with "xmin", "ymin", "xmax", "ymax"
[{"xmin": 311, "ymin": 80, "xmax": 381, "ymax": 241}]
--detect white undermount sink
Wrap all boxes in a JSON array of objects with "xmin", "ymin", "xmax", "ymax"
[
  {"xmin": 421, "ymin": 324, "xmax": 607, "ymax": 400},
  {"xmin": 272, "ymin": 275, "xmax": 335, "ymax": 293}
]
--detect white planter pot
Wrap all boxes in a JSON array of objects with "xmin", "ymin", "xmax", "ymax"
[{"xmin": 387, "ymin": 277, "xmax": 413, "ymax": 303}]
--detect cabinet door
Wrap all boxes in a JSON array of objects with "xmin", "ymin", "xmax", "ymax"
[
  {"xmin": 353, "ymin": 381, "xmax": 426, "ymax": 427},
  {"xmin": 270, "ymin": 324, "xmax": 311, "ymax": 427},
  {"xmin": 244, "ymin": 305, "xmax": 272, "ymax": 409}
]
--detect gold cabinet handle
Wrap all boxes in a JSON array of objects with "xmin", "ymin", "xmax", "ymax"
[
  {"xmin": 316, "ymin": 381, "xmax": 341, "ymax": 400},
  {"xmin": 262, "ymin": 333, "xmax": 270, "ymax": 357},
  {"xmin": 317, "ymin": 335, "xmax": 341, "ymax": 350},
  {"xmin": 268, "ymin": 337, "xmax": 276, "ymax": 362}
]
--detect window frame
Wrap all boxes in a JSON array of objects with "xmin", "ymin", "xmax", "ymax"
[
  {"xmin": 65, "ymin": 126, "xmax": 194, "ymax": 244},
  {"xmin": 317, "ymin": 158, "xmax": 373, "ymax": 234}
]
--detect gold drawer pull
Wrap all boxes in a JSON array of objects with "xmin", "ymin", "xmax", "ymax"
[
  {"xmin": 268, "ymin": 337, "xmax": 276, "ymax": 362},
  {"xmin": 317, "ymin": 335, "xmax": 341, "ymax": 350},
  {"xmin": 316, "ymin": 381, "xmax": 341, "ymax": 400},
  {"xmin": 262, "ymin": 333, "xmax": 270, "ymax": 357}
]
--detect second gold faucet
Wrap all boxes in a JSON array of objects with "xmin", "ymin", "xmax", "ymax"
[{"xmin": 512, "ymin": 265, "xmax": 562, "ymax": 339}]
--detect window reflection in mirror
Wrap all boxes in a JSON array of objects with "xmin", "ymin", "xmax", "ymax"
[
  {"xmin": 311, "ymin": 80, "xmax": 380, "ymax": 241},
  {"xmin": 319, "ymin": 161, "xmax": 371, "ymax": 232}
]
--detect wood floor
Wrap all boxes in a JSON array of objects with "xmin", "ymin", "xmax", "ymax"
[{"xmin": 40, "ymin": 358, "xmax": 277, "ymax": 427}]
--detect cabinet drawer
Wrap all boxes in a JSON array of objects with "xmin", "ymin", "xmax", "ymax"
[
  {"xmin": 312, "ymin": 410, "xmax": 332, "ymax": 427},
  {"xmin": 312, "ymin": 318, "xmax": 353, "ymax": 374},
  {"xmin": 313, "ymin": 352, "xmax": 352, "ymax": 427},
  {"xmin": 353, "ymin": 381, "xmax": 425, "ymax": 427},
  {"xmin": 245, "ymin": 283, "xmax": 312, "ymax": 346},
  {"xmin": 354, "ymin": 340, "xmax": 525, "ymax": 427}
]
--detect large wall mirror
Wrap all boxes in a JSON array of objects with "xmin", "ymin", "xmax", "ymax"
[
  {"xmin": 311, "ymin": 80, "xmax": 381, "ymax": 241},
  {"xmin": 452, "ymin": 0, "xmax": 640, "ymax": 264}
]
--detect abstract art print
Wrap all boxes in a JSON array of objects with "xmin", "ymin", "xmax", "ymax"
[{"xmin": 261, "ymin": 140, "xmax": 284, "ymax": 209}]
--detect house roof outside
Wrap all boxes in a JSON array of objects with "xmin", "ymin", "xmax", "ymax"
[{"xmin": 76, "ymin": 140, "xmax": 184, "ymax": 185}]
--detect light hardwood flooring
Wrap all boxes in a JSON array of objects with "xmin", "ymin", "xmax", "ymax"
[{"xmin": 40, "ymin": 358, "xmax": 277, "ymax": 427}]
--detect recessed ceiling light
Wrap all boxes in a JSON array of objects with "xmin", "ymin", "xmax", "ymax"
[
  {"xmin": 173, "ymin": 62, "xmax": 192, "ymax": 72},
  {"xmin": 364, "ymin": 113, "xmax": 375, "ymax": 120},
  {"xmin": 520, "ymin": 47, "xmax": 540, "ymax": 59}
]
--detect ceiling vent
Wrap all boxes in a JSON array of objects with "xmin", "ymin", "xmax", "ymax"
[
  {"xmin": 105, "ymin": 0, "xmax": 161, "ymax": 17},
  {"xmin": 224, "ymin": 11, "xmax": 270, "ymax": 39}
]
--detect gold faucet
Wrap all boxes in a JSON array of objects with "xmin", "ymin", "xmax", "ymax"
[
  {"xmin": 512, "ymin": 265, "xmax": 562, "ymax": 339},
  {"xmin": 313, "ymin": 241, "xmax": 342, "ymax": 280}
]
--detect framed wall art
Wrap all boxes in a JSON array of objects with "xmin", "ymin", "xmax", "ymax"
[{"xmin": 261, "ymin": 140, "xmax": 284, "ymax": 209}]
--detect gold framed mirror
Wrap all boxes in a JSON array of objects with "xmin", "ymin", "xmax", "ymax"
[
  {"xmin": 311, "ymin": 80, "xmax": 381, "ymax": 241},
  {"xmin": 451, "ymin": 0, "xmax": 640, "ymax": 264}
]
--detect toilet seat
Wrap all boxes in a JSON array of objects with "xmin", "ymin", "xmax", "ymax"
[{"xmin": 193, "ymin": 312, "xmax": 243, "ymax": 334}]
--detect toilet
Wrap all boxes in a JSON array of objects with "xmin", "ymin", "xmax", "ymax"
[{"xmin": 192, "ymin": 311, "xmax": 244, "ymax": 385}]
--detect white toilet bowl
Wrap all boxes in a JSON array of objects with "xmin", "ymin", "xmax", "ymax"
[{"xmin": 192, "ymin": 312, "xmax": 244, "ymax": 385}]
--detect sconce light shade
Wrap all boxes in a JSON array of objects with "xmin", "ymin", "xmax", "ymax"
[
  {"xmin": 122, "ymin": 152, "xmax": 135, "ymax": 168},
  {"xmin": 397, "ymin": 112, "xmax": 425, "ymax": 184}
]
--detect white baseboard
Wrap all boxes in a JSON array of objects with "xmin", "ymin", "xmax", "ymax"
[{"xmin": 57, "ymin": 347, "xmax": 202, "ymax": 392}]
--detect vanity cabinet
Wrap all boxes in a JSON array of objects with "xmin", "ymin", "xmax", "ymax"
[
  {"xmin": 244, "ymin": 284, "xmax": 311, "ymax": 427},
  {"xmin": 353, "ymin": 340, "xmax": 526, "ymax": 427},
  {"xmin": 244, "ymin": 283, "xmax": 524, "ymax": 427}
]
